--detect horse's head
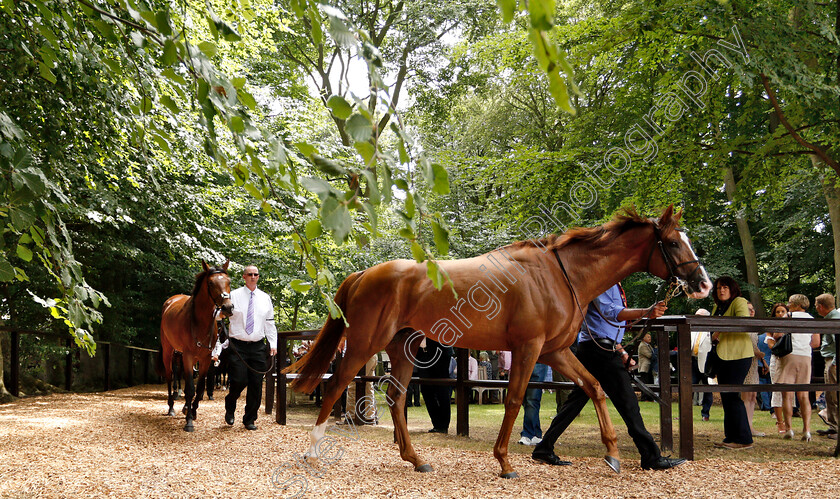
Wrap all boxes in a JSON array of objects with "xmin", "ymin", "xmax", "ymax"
[
  {"xmin": 202, "ymin": 260, "xmax": 234, "ymax": 317},
  {"xmin": 648, "ymin": 206, "xmax": 712, "ymax": 299}
]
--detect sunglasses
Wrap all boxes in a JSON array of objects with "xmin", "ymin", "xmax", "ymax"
[{"xmin": 246, "ymin": 273, "xmax": 260, "ymax": 277}]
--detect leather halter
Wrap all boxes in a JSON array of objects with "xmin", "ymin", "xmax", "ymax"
[
  {"xmin": 195, "ymin": 269, "xmax": 230, "ymax": 350},
  {"xmin": 647, "ymin": 226, "xmax": 703, "ymax": 286}
]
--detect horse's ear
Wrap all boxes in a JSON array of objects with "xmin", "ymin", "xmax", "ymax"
[
  {"xmin": 222, "ymin": 259, "xmax": 230, "ymax": 271},
  {"xmin": 657, "ymin": 204, "xmax": 678, "ymax": 232},
  {"xmin": 201, "ymin": 260, "xmax": 210, "ymax": 272}
]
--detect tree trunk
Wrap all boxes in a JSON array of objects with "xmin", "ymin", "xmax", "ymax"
[
  {"xmin": 0, "ymin": 285, "xmax": 16, "ymax": 402},
  {"xmin": 818, "ymin": 156, "xmax": 840, "ymax": 301},
  {"xmin": 723, "ymin": 166, "xmax": 765, "ymax": 316}
]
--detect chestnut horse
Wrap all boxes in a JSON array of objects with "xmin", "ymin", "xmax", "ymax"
[
  {"xmin": 160, "ymin": 261, "xmax": 234, "ymax": 431},
  {"xmin": 284, "ymin": 206, "xmax": 711, "ymax": 476}
]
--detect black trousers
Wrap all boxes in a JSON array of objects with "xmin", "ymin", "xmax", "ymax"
[
  {"xmin": 225, "ymin": 338, "xmax": 268, "ymax": 425},
  {"xmin": 534, "ymin": 341, "xmax": 660, "ymax": 465},
  {"xmin": 421, "ymin": 384, "xmax": 450, "ymax": 431},
  {"xmin": 717, "ymin": 356, "xmax": 753, "ymax": 445}
]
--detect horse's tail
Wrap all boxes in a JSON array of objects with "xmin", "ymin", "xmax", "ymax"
[{"xmin": 283, "ymin": 271, "xmax": 363, "ymax": 394}]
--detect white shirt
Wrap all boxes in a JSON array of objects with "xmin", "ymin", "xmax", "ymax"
[
  {"xmin": 691, "ymin": 330, "xmax": 712, "ymax": 372},
  {"xmin": 790, "ymin": 311, "xmax": 813, "ymax": 356},
  {"xmin": 227, "ymin": 286, "xmax": 277, "ymax": 348}
]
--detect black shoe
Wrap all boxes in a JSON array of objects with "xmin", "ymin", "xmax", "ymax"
[
  {"xmin": 428, "ymin": 428, "xmax": 447, "ymax": 434},
  {"xmin": 224, "ymin": 412, "xmax": 234, "ymax": 425},
  {"xmin": 244, "ymin": 422, "xmax": 257, "ymax": 431},
  {"xmin": 531, "ymin": 452, "xmax": 572, "ymax": 466},
  {"xmin": 817, "ymin": 428, "xmax": 837, "ymax": 436},
  {"xmin": 642, "ymin": 456, "xmax": 686, "ymax": 470}
]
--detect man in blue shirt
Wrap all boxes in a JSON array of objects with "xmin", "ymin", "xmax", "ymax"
[{"xmin": 532, "ymin": 283, "xmax": 686, "ymax": 470}]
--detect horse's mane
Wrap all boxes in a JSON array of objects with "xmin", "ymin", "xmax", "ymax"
[
  {"xmin": 510, "ymin": 206, "xmax": 677, "ymax": 252},
  {"xmin": 190, "ymin": 266, "xmax": 227, "ymax": 297}
]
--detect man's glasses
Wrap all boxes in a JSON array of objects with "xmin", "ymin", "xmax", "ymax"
[{"xmin": 246, "ymin": 273, "xmax": 259, "ymax": 277}]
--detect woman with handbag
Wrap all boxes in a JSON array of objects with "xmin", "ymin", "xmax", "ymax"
[
  {"xmin": 710, "ymin": 276, "xmax": 754, "ymax": 450},
  {"xmin": 773, "ymin": 294, "xmax": 821, "ymax": 441},
  {"xmin": 765, "ymin": 302, "xmax": 790, "ymax": 435},
  {"xmin": 743, "ymin": 303, "xmax": 767, "ymax": 437}
]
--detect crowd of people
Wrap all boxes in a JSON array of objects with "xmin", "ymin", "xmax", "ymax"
[{"xmin": 688, "ymin": 277, "xmax": 840, "ymax": 449}]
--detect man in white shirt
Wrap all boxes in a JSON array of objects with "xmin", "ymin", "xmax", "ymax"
[{"xmin": 223, "ymin": 265, "xmax": 277, "ymax": 430}]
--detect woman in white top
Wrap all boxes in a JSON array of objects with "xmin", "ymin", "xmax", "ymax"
[{"xmin": 773, "ymin": 294, "xmax": 821, "ymax": 441}]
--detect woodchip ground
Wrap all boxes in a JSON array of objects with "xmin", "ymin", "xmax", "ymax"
[{"xmin": 0, "ymin": 385, "xmax": 837, "ymax": 498}]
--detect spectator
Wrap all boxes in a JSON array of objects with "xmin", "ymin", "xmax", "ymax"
[
  {"xmin": 765, "ymin": 302, "xmax": 790, "ymax": 434},
  {"xmin": 742, "ymin": 302, "xmax": 765, "ymax": 437},
  {"xmin": 816, "ymin": 293, "xmax": 840, "ymax": 439},
  {"xmin": 498, "ymin": 350, "xmax": 511, "ymax": 380},
  {"xmin": 478, "ymin": 351, "xmax": 493, "ymax": 380},
  {"xmin": 519, "ymin": 363, "xmax": 550, "ymax": 445},
  {"xmin": 774, "ymin": 294, "xmax": 820, "ymax": 441},
  {"xmin": 637, "ymin": 332, "xmax": 655, "ymax": 401},
  {"xmin": 710, "ymin": 276, "xmax": 754, "ymax": 450},
  {"xmin": 407, "ymin": 362, "xmax": 421, "ymax": 407},
  {"xmin": 757, "ymin": 331, "xmax": 773, "ymax": 412},
  {"xmin": 691, "ymin": 308, "xmax": 713, "ymax": 421},
  {"xmin": 417, "ymin": 338, "xmax": 452, "ymax": 434}
]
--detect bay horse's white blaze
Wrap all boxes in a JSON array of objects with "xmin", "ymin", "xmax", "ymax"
[{"xmin": 678, "ymin": 232, "xmax": 712, "ymax": 299}]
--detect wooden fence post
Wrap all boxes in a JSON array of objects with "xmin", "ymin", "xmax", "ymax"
[
  {"xmin": 103, "ymin": 342, "xmax": 111, "ymax": 392},
  {"xmin": 456, "ymin": 348, "xmax": 469, "ymax": 436},
  {"xmin": 143, "ymin": 351, "xmax": 150, "ymax": 384},
  {"xmin": 265, "ymin": 352, "xmax": 276, "ymax": 414},
  {"xmin": 10, "ymin": 330, "xmax": 19, "ymax": 397},
  {"xmin": 657, "ymin": 329, "xmax": 673, "ymax": 452},
  {"xmin": 677, "ymin": 323, "xmax": 694, "ymax": 460},
  {"xmin": 64, "ymin": 337, "xmax": 72, "ymax": 391},
  {"xmin": 276, "ymin": 336, "xmax": 287, "ymax": 425},
  {"xmin": 127, "ymin": 348, "xmax": 134, "ymax": 387}
]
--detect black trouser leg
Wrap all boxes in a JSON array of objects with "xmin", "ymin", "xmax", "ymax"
[
  {"xmin": 206, "ymin": 363, "xmax": 215, "ymax": 398},
  {"xmin": 717, "ymin": 357, "xmax": 753, "ymax": 444},
  {"xmin": 225, "ymin": 351, "xmax": 248, "ymax": 416},
  {"xmin": 242, "ymin": 343, "xmax": 267, "ymax": 425}
]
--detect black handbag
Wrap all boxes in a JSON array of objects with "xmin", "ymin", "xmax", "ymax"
[
  {"xmin": 704, "ymin": 344, "xmax": 721, "ymax": 378},
  {"xmin": 771, "ymin": 333, "xmax": 793, "ymax": 357}
]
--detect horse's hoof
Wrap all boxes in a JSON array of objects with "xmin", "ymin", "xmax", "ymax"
[
  {"xmin": 604, "ymin": 455, "xmax": 620, "ymax": 473},
  {"xmin": 167, "ymin": 409, "xmax": 175, "ymax": 417},
  {"xmin": 414, "ymin": 464, "xmax": 433, "ymax": 473},
  {"xmin": 208, "ymin": 395, "xmax": 214, "ymax": 401},
  {"xmin": 305, "ymin": 456, "xmax": 319, "ymax": 466},
  {"xmin": 500, "ymin": 471, "xmax": 519, "ymax": 479},
  {"xmin": 184, "ymin": 424, "xmax": 195, "ymax": 432}
]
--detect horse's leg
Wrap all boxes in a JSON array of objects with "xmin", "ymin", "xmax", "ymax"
[
  {"xmin": 192, "ymin": 360, "xmax": 210, "ymax": 421},
  {"xmin": 539, "ymin": 348, "xmax": 620, "ymax": 471},
  {"xmin": 304, "ymin": 332, "xmax": 396, "ymax": 464},
  {"xmin": 384, "ymin": 332, "xmax": 431, "ymax": 472},
  {"xmin": 493, "ymin": 342, "xmax": 541, "ymax": 479},
  {"xmin": 182, "ymin": 354, "xmax": 196, "ymax": 432},
  {"xmin": 162, "ymin": 340, "xmax": 176, "ymax": 417}
]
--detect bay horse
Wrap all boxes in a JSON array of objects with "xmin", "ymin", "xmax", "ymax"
[
  {"xmin": 284, "ymin": 206, "xmax": 712, "ymax": 477},
  {"xmin": 160, "ymin": 261, "xmax": 234, "ymax": 431}
]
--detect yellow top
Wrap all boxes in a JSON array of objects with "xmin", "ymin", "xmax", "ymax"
[{"xmin": 711, "ymin": 296, "xmax": 753, "ymax": 360}]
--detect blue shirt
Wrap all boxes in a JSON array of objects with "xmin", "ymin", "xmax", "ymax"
[
  {"xmin": 577, "ymin": 285, "xmax": 626, "ymax": 344},
  {"xmin": 757, "ymin": 333, "xmax": 772, "ymax": 366}
]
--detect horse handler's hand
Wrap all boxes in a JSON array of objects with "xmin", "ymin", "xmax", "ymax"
[
  {"xmin": 624, "ymin": 356, "xmax": 636, "ymax": 371},
  {"xmin": 649, "ymin": 301, "xmax": 668, "ymax": 319},
  {"xmin": 270, "ymin": 348, "xmax": 277, "ymax": 356}
]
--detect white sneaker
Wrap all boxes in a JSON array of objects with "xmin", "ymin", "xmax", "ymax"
[
  {"xmin": 518, "ymin": 436, "xmax": 532, "ymax": 445},
  {"xmin": 530, "ymin": 436, "xmax": 543, "ymax": 445}
]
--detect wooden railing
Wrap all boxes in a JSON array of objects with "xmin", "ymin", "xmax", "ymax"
[{"xmin": 271, "ymin": 316, "xmax": 840, "ymax": 460}]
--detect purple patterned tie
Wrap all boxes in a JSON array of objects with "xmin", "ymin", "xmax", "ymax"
[{"xmin": 245, "ymin": 291, "xmax": 255, "ymax": 335}]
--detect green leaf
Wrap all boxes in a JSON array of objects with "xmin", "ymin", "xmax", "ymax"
[
  {"xmin": 289, "ymin": 279, "xmax": 312, "ymax": 293},
  {"xmin": 312, "ymin": 155, "xmax": 346, "ymax": 176},
  {"xmin": 156, "ymin": 10, "xmax": 172, "ymax": 36},
  {"xmin": 410, "ymin": 242, "xmax": 425, "ymax": 262},
  {"xmin": 232, "ymin": 77, "xmax": 246, "ymax": 89},
  {"xmin": 327, "ymin": 16, "xmax": 355, "ymax": 47},
  {"xmin": 161, "ymin": 40, "xmax": 178, "ymax": 66},
  {"xmin": 305, "ymin": 219, "xmax": 323, "ymax": 239},
  {"xmin": 37, "ymin": 23, "xmax": 59, "ymax": 47},
  {"xmin": 308, "ymin": 7, "xmax": 323, "ymax": 45},
  {"xmin": 160, "ymin": 94, "xmax": 179, "ymax": 113},
  {"xmin": 431, "ymin": 163, "xmax": 450, "ymax": 194},
  {"xmin": 397, "ymin": 137, "xmax": 409, "ymax": 164},
  {"xmin": 354, "ymin": 142, "xmax": 376, "ymax": 166},
  {"xmin": 229, "ymin": 115, "xmax": 245, "ymax": 133},
  {"xmin": 528, "ymin": 0, "xmax": 554, "ymax": 30},
  {"xmin": 327, "ymin": 95, "xmax": 353, "ymax": 120},
  {"xmin": 425, "ymin": 260, "xmax": 444, "ymax": 290},
  {"xmin": 361, "ymin": 170, "xmax": 380, "ymax": 204},
  {"xmin": 0, "ymin": 257, "xmax": 14, "ymax": 282},
  {"xmin": 547, "ymin": 68, "xmax": 575, "ymax": 115},
  {"xmin": 237, "ymin": 89, "xmax": 257, "ymax": 110},
  {"xmin": 295, "ymin": 142, "xmax": 317, "ymax": 157},
  {"xmin": 321, "ymin": 198, "xmax": 352, "ymax": 243},
  {"xmin": 497, "ymin": 0, "xmax": 517, "ymax": 23},
  {"xmin": 431, "ymin": 220, "xmax": 449, "ymax": 255},
  {"xmin": 345, "ymin": 113, "xmax": 372, "ymax": 142},
  {"xmin": 162, "ymin": 68, "xmax": 186, "ymax": 85},
  {"xmin": 305, "ymin": 261, "xmax": 317, "ymax": 279},
  {"xmin": 16, "ymin": 244, "xmax": 33, "ymax": 262},
  {"xmin": 39, "ymin": 61, "xmax": 56, "ymax": 84},
  {"xmin": 198, "ymin": 40, "xmax": 218, "ymax": 58},
  {"xmin": 232, "ymin": 163, "xmax": 249, "ymax": 186},
  {"xmin": 405, "ymin": 192, "xmax": 415, "ymax": 218},
  {"xmin": 10, "ymin": 206, "xmax": 37, "ymax": 231}
]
